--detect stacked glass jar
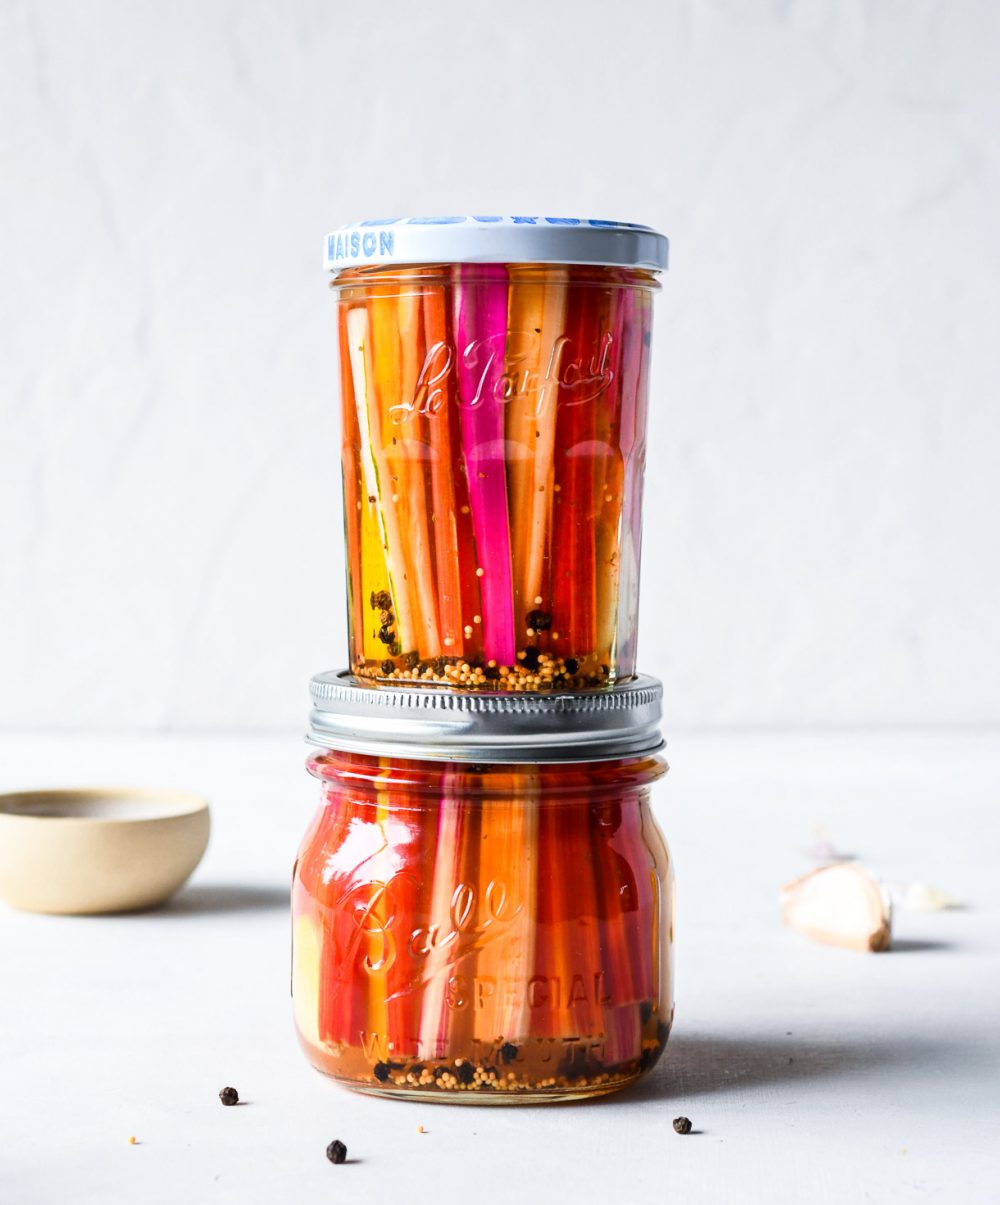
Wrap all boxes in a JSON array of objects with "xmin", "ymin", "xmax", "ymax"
[{"xmin": 293, "ymin": 217, "xmax": 672, "ymax": 1104}]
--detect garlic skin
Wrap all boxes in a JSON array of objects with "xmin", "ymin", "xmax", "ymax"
[
  {"xmin": 781, "ymin": 863, "xmax": 892, "ymax": 953},
  {"xmin": 899, "ymin": 882, "xmax": 960, "ymax": 912}
]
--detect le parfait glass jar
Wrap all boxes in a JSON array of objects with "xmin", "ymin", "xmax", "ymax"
[
  {"xmin": 326, "ymin": 216, "xmax": 669, "ymax": 691},
  {"xmin": 292, "ymin": 672, "xmax": 674, "ymax": 1104}
]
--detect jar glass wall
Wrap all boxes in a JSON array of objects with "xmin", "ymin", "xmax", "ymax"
[
  {"xmin": 333, "ymin": 263, "xmax": 659, "ymax": 690},
  {"xmin": 293, "ymin": 748, "xmax": 672, "ymax": 1104}
]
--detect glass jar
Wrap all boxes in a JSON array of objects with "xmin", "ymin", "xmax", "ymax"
[
  {"xmin": 326, "ymin": 217, "xmax": 668, "ymax": 691},
  {"xmin": 292, "ymin": 672, "xmax": 673, "ymax": 1104}
]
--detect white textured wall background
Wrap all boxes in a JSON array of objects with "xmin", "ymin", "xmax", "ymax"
[{"xmin": 1, "ymin": 0, "xmax": 998, "ymax": 731}]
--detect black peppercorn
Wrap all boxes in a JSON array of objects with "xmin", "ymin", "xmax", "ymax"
[
  {"xmin": 526, "ymin": 609, "xmax": 552, "ymax": 632},
  {"xmin": 401, "ymin": 650, "xmax": 419, "ymax": 670},
  {"xmin": 483, "ymin": 665, "xmax": 500, "ymax": 681},
  {"xmin": 326, "ymin": 1139, "xmax": 348, "ymax": 1164},
  {"xmin": 373, "ymin": 1061, "xmax": 391, "ymax": 1082},
  {"xmin": 673, "ymin": 1116, "xmax": 693, "ymax": 1135},
  {"xmin": 218, "ymin": 1087, "xmax": 239, "ymax": 1106},
  {"xmin": 500, "ymin": 1042, "xmax": 518, "ymax": 1064},
  {"xmin": 522, "ymin": 645, "xmax": 540, "ymax": 671},
  {"xmin": 380, "ymin": 659, "xmax": 395, "ymax": 674},
  {"xmin": 565, "ymin": 657, "xmax": 579, "ymax": 675},
  {"xmin": 456, "ymin": 1061, "xmax": 475, "ymax": 1085}
]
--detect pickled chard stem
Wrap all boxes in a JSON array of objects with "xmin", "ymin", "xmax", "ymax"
[
  {"xmin": 422, "ymin": 285, "xmax": 466, "ymax": 655},
  {"xmin": 417, "ymin": 770, "xmax": 476, "ymax": 1060},
  {"xmin": 506, "ymin": 269, "xmax": 568, "ymax": 628},
  {"xmin": 346, "ymin": 306, "xmax": 418, "ymax": 652},
  {"xmin": 394, "ymin": 286, "xmax": 442, "ymax": 655},
  {"xmin": 471, "ymin": 770, "xmax": 539, "ymax": 1049},
  {"xmin": 615, "ymin": 291, "xmax": 652, "ymax": 672},
  {"xmin": 452, "ymin": 266, "xmax": 516, "ymax": 667},
  {"xmin": 594, "ymin": 289, "xmax": 627, "ymax": 664}
]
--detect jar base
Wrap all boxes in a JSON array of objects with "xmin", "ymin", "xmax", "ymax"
[
  {"xmin": 347, "ymin": 1078, "xmax": 637, "ymax": 1105},
  {"xmin": 352, "ymin": 657, "xmax": 624, "ymax": 691},
  {"xmin": 299, "ymin": 1030, "xmax": 668, "ymax": 1105}
]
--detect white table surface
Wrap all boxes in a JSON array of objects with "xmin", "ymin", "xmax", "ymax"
[{"xmin": 1, "ymin": 730, "xmax": 997, "ymax": 1204}]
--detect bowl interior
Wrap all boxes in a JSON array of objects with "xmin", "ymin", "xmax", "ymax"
[{"xmin": 0, "ymin": 789, "xmax": 208, "ymax": 822}]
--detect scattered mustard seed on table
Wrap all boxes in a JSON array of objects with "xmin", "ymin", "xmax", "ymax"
[
  {"xmin": 218, "ymin": 1087, "xmax": 239, "ymax": 1106},
  {"xmin": 326, "ymin": 1139, "xmax": 348, "ymax": 1164}
]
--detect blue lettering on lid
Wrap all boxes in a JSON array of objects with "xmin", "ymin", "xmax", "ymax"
[
  {"xmin": 379, "ymin": 231, "xmax": 394, "ymax": 255},
  {"xmin": 511, "ymin": 216, "xmax": 538, "ymax": 224},
  {"xmin": 407, "ymin": 216, "xmax": 464, "ymax": 224},
  {"xmin": 350, "ymin": 231, "xmax": 361, "ymax": 256},
  {"xmin": 472, "ymin": 215, "xmax": 502, "ymax": 223},
  {"xmin": 362, "ymin": 231, "xmax": 376, "ymax": 256},
  {"xmin": 544, "ymin": 217, "xmax": 581, "ymax": 225}
]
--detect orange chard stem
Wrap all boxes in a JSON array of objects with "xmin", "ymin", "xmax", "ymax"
[
  {"xmin": 394, "ymin": 281, "xmax": 442, "ymax": 657},
  {"xmin": 422, "ymin": 285, "xmax": 466, "ymax": 657}
]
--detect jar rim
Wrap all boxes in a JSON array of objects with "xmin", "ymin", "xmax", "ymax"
[
  {"xmin": 306, "ymin": 748, "xmax": 667, "ymax": 796},
  {"xmin": 329, "ymin": 262, "xmax": 661, "ymax": 295}
]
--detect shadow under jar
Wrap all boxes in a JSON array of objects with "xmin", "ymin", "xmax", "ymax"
[
  {"xmin": 327, "ymin": 217, "xmax": 669, "ymax": 690},
  {"xmin": 292, "ymin": 672, "xmax": 674, "ymax": 1104}
]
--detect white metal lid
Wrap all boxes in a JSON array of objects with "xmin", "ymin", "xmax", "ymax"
[
  {"xmin": 324, "ymin": 216, "xmax": 668, "ymax": 276},
  {"xmin": 308, "ymin": 671, "xmax": 665, "ymax": 764}
]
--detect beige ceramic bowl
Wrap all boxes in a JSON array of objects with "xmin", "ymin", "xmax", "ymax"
[{"xmin": 0, "ymin": 788, "xmax": 210, "ymax": 915}]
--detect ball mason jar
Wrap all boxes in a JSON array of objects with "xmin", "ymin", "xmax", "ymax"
[
  {"xmin": 326, "ymin": 217, "xmax": 668, "ymax": 691},
  {"xmin": 292, "ymin": 672, "xmax": 673, "ymax": 1104}
]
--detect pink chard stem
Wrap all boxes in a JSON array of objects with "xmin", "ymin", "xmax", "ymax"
[{"xmin": 452, "ymin": 265, "xmax": 515, "ymax": 666}]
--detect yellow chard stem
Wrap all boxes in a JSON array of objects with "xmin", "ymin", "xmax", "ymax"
[{"xmin": 346, "ymin": 305, "xmax": 418, "ymax": 653}]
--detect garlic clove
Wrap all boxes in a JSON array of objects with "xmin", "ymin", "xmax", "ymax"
[{"xmin": 781, "ymin": 863, "xmax": 892, "ymax": 952}]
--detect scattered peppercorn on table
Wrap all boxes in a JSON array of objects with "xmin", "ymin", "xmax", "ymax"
[{"xmin": 1, "ymin": 730, "xmax": 995, "ymax": 1204}]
